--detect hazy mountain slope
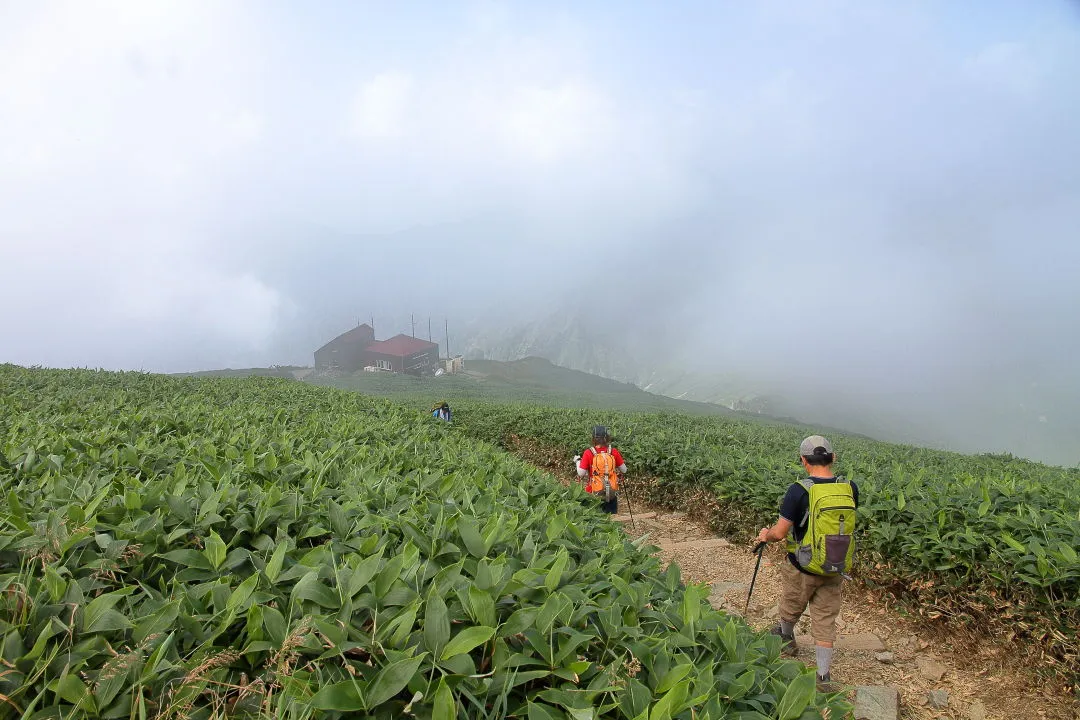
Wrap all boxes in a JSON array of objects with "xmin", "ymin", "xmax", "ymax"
[
  {"xmin": 459, "ymin": 312, "xmax": 1080, "ymax": 467},
  {"xmin": 461, "ymin": 314, "xmax": 644, "ymax": 384},
  {"xmin": 460, "ymin": 312, "xmax": 766, "ymax": 409}
]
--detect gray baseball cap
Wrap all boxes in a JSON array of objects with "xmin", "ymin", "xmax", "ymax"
[{"xmin": 799, "ymin": 435, "xmax": 833, "ymax": 457}]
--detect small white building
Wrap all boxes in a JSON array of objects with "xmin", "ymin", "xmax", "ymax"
[{"xmin": 444, "ymin": 356, "xmax": 465, "ymax": 374}]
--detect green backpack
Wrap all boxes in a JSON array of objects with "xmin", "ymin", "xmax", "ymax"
[{"xmin": 785, "ymin": 478, "xmax": 857, "ymax": 576}]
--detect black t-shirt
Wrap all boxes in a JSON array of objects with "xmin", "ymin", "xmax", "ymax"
[{"xmin": 779, "ymin": 476, "xmax": 859, "ymax": 571}]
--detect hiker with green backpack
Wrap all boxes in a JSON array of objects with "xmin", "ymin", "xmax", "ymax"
[{"xmin": 755, "ymin": 435, "xmax": 859, "ymax": 692}]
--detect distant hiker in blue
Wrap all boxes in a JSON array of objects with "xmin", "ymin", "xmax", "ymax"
[{"xmin": 432, "ymin": 401, "xmax": 452, "ymax": 422}]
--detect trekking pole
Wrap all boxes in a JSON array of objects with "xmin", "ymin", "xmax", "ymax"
[{"xmin": 745, "ymin": 541, "xmax": 767, "ymax": 615}]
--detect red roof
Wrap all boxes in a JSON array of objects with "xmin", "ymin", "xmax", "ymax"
[{"xmin": 365, "ymin": 334, "xmax": 438, "ymax": 357}]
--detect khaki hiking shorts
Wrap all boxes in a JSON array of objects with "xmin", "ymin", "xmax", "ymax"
[{"xmin": 779, "ymin": 559, "xmax": 843, "ymax": 643}]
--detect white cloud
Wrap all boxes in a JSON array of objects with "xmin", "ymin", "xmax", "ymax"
[
  {"xmin": 114, "ymin": 258, "xmax": 286, "ymax": 348},
  {"xmin": 496, "ymin": 81, "xmax": 609, "ymax": 165},
  {"xmin": 0, "ymin": 0, "xmax": 267, "ymax": 199},
  {"xmin": 225, "ymin": 110, "xmax": 266, "ymax": 146},
  {"xmin": 0, "ymin": 1, "xmax": 285, "ymax": 370},
  {"xmin": 349, "ymin": 72, "xmax": 414, "ymax": 139},
  {"xmin": 346, "ymin": 69, "xmax": 612, "ymax": 167},
  {"xmin": 335, "ymin": 20, "xmax": 684, "ymax": 233}
]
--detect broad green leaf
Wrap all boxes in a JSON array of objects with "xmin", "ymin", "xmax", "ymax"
[
  {"xmin": 365, "ymin": 653, "xmax": 427, "ymax": 709},
  {"xmin": 329, "ymin": 500, "xmax": 350, "ymax": 537},
  {"xmin": 424, "ymin": 589, "xmax": 450, "ymax": 656},
  {"xmin": 529, "ymin": 702, "xmax": 563, "ymax": 720},
  {"xmin": 382, "ymin": 600, "xmax": 421, "ymax": 648},
  {"xmin": 726, "ymin": 669, "xmax": 755, "ymax": 700},
  {"xmin": 776, "ymin": 673, "xmax": 816, "ymax": 720},
  {"xmin": 53, "ymin": 672, "xmax": 97, "ymax": 713},
  {"xmin": 619, "ymin": 678, "xmax": 652, "ymax": 719},
  {"xmin": 309, "ymin": 681, "xmax": 365, "ymax": 711},
  {"xmin": 458, "ymin": 516, "xmax": 487, "ymax": 558},
  {"xmin": 348, "ymin": 547, "xmax": 386, "ymax": 597},
  {"xmin": 23, "ymin": 617, "xmax": 66, "ymax": 661},
  {"xmin": 160, "ymin": 549, "xmax": 213, "ymax": 570},
  {"xmin": 265, "ymin": 541, "xmax": 287, "ymax": 582},
  {"xmin": 655, "ymin": 663, "xmax": 693, "ymax": 694},
  {"xmin": 1000, "ymin": 534, "xmax": 1027, "ymax": 553},
  {"xmin": 6, "ymin": 491, "xmax": 31, "ymax": 531},
  {"xmin": 649, "ymin": 678, "xmax": 689, "ymax": 720},
  {"xmin": 545, "ymin": 548, "xmax": 569, "ymax": 591},
  {"xmin": 140, "ymin": 632, "xmax": 176, "ymax": 682},
  {"xmin": 501, "ymin": 607, "xmax": 539, "ymax": 637},
  {"xmin": 467, "ymin": 586, "xmax": 497, "ymax": 627},
  {"xmin": 84, "ymin": 592, "xmax": 134, "ymax": 634},
  {"xmin": 262, "ymin": 606, "xmax": 287, "ymax": 645},
  {"xmin": 440, "ymin": 626, "xmax": 495, "ymax": 661},
  {"xmin": 375, "ymin": 552, "xmax": 406, "ymax": 598},
  {"xmin": 134, "ymin": 601, "xmax": 180, "ymax": 644},
  {"xmin": 203, "ymin": 530, "xmax": 227, "ymax": 570},
  {"xmin": 291, "ymin": 571, "xmax": 341, "ymax": 609},
  {"xmin": 431, "ymin": 678, "xmax": 456, "ymax": 720},
  {"xmin": 43, "ymin": 564, "xmax": 67, "ymax": 603},
  {"xmin": 227, "ymin": 573, "xmax": 260, "ymax": 613}
]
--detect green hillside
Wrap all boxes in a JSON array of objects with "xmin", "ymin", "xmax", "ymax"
[
  {"xmin": 0, "ymin": 365, "xmax": 850, "ymax": 719},
  {"xmin": 180, "ymin": 365, "xmax": 309, "ymax": 380},
  {"xmin": 312, "ymin": 358, "xmax": 738, "ymax": 415}
]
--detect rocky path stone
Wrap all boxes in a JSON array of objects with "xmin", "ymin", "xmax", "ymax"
[{"xmin": 855, "ymin": 686, "xmax": 900, "ymax": 720}]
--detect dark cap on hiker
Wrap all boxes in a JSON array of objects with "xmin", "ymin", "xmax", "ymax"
[{"xmin": 799, "ymin": 435, "xmax": 833, "ymax": 457}]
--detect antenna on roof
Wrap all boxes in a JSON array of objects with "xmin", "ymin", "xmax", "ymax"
[
  {"xmin": 445, "ymin": 317, "xmax": 450, "ymax": 359},
  {"xmin": 411, "ymin": 314, "xmax": 415, "ymax": 338},
  {"xmin": 371, "ymin": 316, "xmax": 375, "ymax": 334},
  {"xmin": 428, "ymin": 317, "xmax": 432, "ymax": 343}
]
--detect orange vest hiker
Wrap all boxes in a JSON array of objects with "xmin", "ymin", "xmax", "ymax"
[{"xmin": 576, "ymin": 426, "xmax": 627, "ymax": 514}]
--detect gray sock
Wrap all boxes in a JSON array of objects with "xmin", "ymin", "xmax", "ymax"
[
  {"xmin": 780, "ymin": 621, "xmax": 795, "ymax": 636},
  {"xmin": 815, "ymin": 646, "xmax": 833, "ymax": 677}
]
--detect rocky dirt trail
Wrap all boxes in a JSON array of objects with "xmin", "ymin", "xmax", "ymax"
[{"xmin": 609, "ymin": 501, "xmax": 1077, "ymax": 720}]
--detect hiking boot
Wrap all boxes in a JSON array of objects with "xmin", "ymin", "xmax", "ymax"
[
  {"xmin": 816, "ymin": 673, "xmax": 841, "ymax": 693},
  {"xmin": 770, "ymin": 624, "xmax": 797, "ymax": 656}
]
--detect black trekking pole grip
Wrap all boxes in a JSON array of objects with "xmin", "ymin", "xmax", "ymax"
[{"xmin": 752, "ymin": 541, "xmax": 767, "ymax": 554}]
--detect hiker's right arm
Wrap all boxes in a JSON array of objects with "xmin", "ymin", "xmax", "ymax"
[
  {"xmin": 576, "ymin": 450, "xmax": 590, "ymax": 478},
  {"xmin": 757, "ymin": 517, "xmax": 793, "ymax": 544},
  {"xmin": 759, "ymin": 486, "xmax": 803, "ymax": 544}
]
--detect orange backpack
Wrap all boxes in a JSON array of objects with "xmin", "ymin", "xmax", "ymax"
[{"xmin": 587, "ymin": 446, "xmax": 620, "ymax": 499}]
